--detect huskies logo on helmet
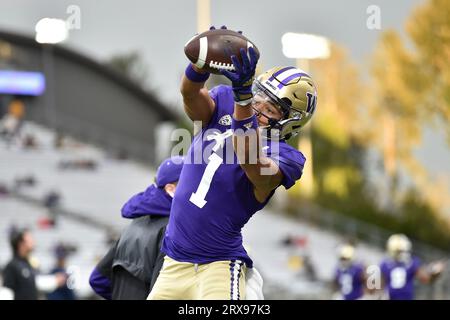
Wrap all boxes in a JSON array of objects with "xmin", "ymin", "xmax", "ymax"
[{"xmin": 306, "ymin": 92, "xmax": 317, "ymax": 114}]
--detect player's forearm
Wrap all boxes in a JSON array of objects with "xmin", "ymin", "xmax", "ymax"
[
  {"xmin": 232, "ymin": 106, "xmax": 261, "ymax": 166},
  {"xmin": 232, "ymin": 105, "xmax": 281, "ymax": 189},
  {"xmin": 232, "ymin": 103, "xmax": 258, "ymax": 161},
  {"xmin": 417, "ymin": 263, "xmax": 443, "ymax": 284},
  {"xmin": 180, "ymin": 64, "xmax": 214, "ymax": 124},
  {"xmin": 233, "ymin": 102, "xmax": 253, "ymax": 120},
  {"xmin": 233, "ymin": 136, "xmax": 281, "ymax": 192},
  {"xmin": 180, "ymin": 69, "xmax": 206, "ymax": 98},
  {"xmin": 417, "ymin": 269, "xmax": 431, "ymax": 284},
  {"xmin": 181, "ymin": 76, "xmax": 204, "ymax": 118},
  {"xmin": 244, "ymin": 159, "xmax": 282, "ymax": 190},
  {"xmin": 232, "ymin": 134, "xmax": 262, "ymax": 167}
]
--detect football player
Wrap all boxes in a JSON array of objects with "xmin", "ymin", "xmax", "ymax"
[
  {"xmin": 379, "ymin": 234, "xmax": 445, "ymax": 300},
  {"xmin": 333, "ymin": 244, "xmax": 366, "ymax": 300},
  {"xmin": 148, "ymin": 26, "xmax": 317, "ymax": 300}
]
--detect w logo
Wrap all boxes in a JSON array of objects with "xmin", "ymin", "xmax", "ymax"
[{"xmin": 306, "ymin": 92, "xmax": 317, "ymax": 114}]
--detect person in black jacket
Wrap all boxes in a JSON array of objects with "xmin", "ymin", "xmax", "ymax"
[
  {"xmin": 2, "ymin": 228, "xmax": 38, "ymax": 300},
  {"xmin": 89, "ymin": 156, "xmax": 184, "ymax": 300},
  {"xmin": 2, "ymin": 228, "xmax": 66, "ymax": 299}
]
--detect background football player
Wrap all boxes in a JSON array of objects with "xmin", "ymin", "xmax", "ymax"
[
  {"xmin": 379, "ymin": 234, "xmax": 446, "ymax": 300},
  {"xmin": 148, "ymin": 26, "xmax": 317, "ymax": 300},
  {"xmin": 333, "ymin": 244, "xmax": 367, "ymax": 300}
]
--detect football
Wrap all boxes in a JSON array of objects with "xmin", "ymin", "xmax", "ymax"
[{"xmin": 184, "ymin": 29, "xmax": 260, "ymax": 74}]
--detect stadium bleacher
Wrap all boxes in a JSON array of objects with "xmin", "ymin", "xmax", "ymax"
[{"xmin": 0, "ymin": 121, "xmax": 155, "ymax": 298}]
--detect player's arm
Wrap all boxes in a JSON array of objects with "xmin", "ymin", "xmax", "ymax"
[
  {"xmin": 416, "ymin": 260, "xmax": 445, "ymax": 284},
  {"xmin": 88, "ymin": 241, "xmax": 117, "ymax": 300},
  {"xmin": 180, "ymin": 64, "xmax": 215, "ymax": 126},
  {"xmin": 416, "ymin": 267, "xmax": 432, "ymax": 284},
  {"xmin": 222, "ymin": 47, "xmax": 282, "ymax": 202},
  {"xmin": 232, "ymin": 105, "xmax": 283, "ymax": 202}
]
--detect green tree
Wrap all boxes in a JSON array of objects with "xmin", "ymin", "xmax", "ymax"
[
  {"xmin": 308, "ymin": 44, "xmax": 368, "ymax": 200},
  {"xmin": 285, "ymin": 35, "xmax": 450, "ymax": 250},
  {"xmin": 407, "ymin": 0, "xmax": 450, "ymax": 141},
  {"xmin": 369, "ymin": 0, "xmax": 450, "ymax": 218}
]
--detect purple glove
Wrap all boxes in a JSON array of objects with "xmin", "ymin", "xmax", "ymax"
[{"xmin": 221, "ymin": 46, "xmax": 259, "ymax": 106}]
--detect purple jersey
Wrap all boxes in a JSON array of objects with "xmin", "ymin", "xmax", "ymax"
[
  {"xmin": 335, "ymin": 263, "xmax": 365, "ymax": 300},
  {"xmin": 162, "ymin": 85, "xmax": 305, "ymax": 267},
  {"xmin": 380, "ymin": 256, "xmax": 421, "ymax": 300}
]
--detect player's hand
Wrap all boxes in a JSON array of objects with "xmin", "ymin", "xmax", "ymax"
[
  {"xmin": 209, "ymin": 25, "xmax": 243, "ymax": 34},
  {"xmin": 221, "ymin": 47, "xmax": 258, "ymax": 86},
  {"xmin": 209, "ymin": 25, "xmax": 229, "ymax": 30},
  {"xmin": 429, "ymin": 260, "xmax": 446, "ymax": 276},
  {"xmin": 220, "ymin": 46, "xmax": 259, "ymax": 105}
]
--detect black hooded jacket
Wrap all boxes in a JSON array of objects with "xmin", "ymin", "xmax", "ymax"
[{"xmin": 90, "ymin": 185, "xmax": 171, "ymax": 299}]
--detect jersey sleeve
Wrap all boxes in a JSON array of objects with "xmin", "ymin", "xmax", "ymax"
[
  {"xmin": 89, "ymin": 242, "xmax": 117, "ymax": 300},
  {"xmin": 89, "ymin": 267, "xmax": 112, "ymax": 300},
  {"xmin": 208, "ymin": 85, "xmax": 221, "ymax": 103},
  {"xmin": 205, "ymin": 85, "xmax": 233, "ymax": 129},
  {"xmin": 266, "ymin": 143, "xmax": 306, "ymax": 190}
]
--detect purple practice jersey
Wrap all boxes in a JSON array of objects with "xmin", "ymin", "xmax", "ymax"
[
  {"xmin": 380, "ymin": 256, "xmax": 421, "ymax": 300},
  {"xmin": 162, "ymin": 85, "xmax": 306, "ymax": 267},
  {"xmin": 335, "ymin": 263, "xmax": 365, "ymax": 300}
]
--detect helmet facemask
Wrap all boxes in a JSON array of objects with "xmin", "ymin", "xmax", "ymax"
[
  {"xmin": 394, "ymin": 250, "xmax": 412, "ymax": 263},
  {"xmin": 251, "ymin": 82, "xmax": 305, "ymax": 140}
]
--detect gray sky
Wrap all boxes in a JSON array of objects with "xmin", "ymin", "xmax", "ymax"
[
  {"xmin": 0, "ymin": 0, "xmax": 449, "ymax": 189},
  {"xmin": 0, "ymin": 0, "xmax": 424, "ymax": 103}
]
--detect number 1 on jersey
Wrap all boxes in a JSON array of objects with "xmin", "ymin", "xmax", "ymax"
[{"xmin": 189, "ymin": 152, "xmax": 222, "ymax": 208}]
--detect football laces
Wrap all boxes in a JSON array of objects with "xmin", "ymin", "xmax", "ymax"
[{"xmin": 209, "ymin": 61, "xmax": 235, "ymax": 71}]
